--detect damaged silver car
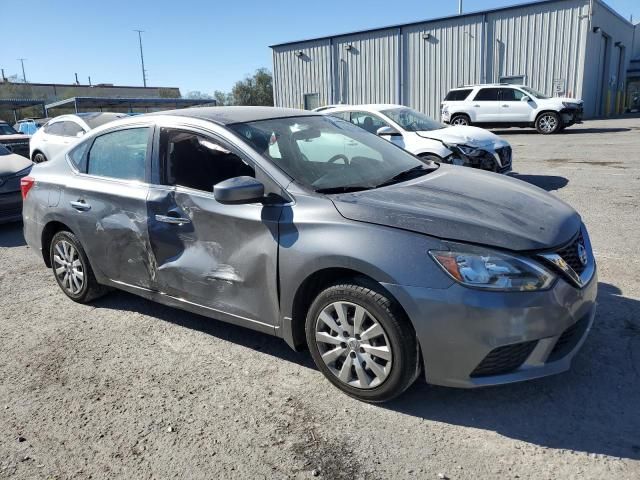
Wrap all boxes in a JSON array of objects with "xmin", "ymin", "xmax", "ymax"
[{"xmin": 22, "ymin": 107, "xmax": 597, "ymax": 402}]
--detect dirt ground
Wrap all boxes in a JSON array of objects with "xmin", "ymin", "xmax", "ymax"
[{"xmin": 1, "ymin": 117, "xmax": 639, "ymax": 479}]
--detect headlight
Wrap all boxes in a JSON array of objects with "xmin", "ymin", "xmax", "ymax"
[
  {"xmin": 562, "ymin": 102, "xmax": 578, "ymax": 109},
  {"xmin": 455, "ymin": 144, "xmax": 482, "ymax": 156},
  {"xmin": 429, "ymin": 248, "xmax": 556, "ymax": 291}
]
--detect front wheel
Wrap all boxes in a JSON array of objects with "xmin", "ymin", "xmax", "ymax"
[
  {"xmin": 33, "ymin": 152, "xmax": 47, "ymax": 163},
  {"xmin": 535, "ymin": 112, "xmax": 561, "ymax": 134},
  {"xmin": 305, "ymin": 281, "xmax": 419, "ymax": 403},
  {"xmin": 50, "ymin": 231, "xmax": 107, "ymax": 303}
]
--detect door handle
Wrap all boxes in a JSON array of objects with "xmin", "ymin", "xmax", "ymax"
[
  {"xmin": 501, "ymin": 104, "xmax": 509, "ymax": 107},
  {"xmin": 473, "ymin": 104, "xmax": 480, "ymax": 107},
  {"xmin": 155, "ymin": 214, "xmax": 191, "ymax": 225},
  {"xmin": 70, "ymin": 200, "xmax": 91, "ymax": 211}
]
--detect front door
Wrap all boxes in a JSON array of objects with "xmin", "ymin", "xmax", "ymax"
[
  {"xmin": 498, "ymin": 88, "xmax": 534, "ymax": 122},
  {"xmin": 146, "ymin": 126, "xmax": 282, "ymax": 329}
]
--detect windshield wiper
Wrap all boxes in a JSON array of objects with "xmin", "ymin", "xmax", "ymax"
[
  {"xmin": 375, "ymin": 165, "xmax": 434, "ymax": 188},
  {"xmin": 315, "ymin": 185, "xmax": 374, "ymax": 194}
]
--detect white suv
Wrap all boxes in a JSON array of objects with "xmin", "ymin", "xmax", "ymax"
[{"xmin": 441, "ymin": 84, "xmax": 583, "ymax": 134}]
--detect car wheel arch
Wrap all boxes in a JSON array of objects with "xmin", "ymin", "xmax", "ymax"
[
  {"xmin": 286, "ymin": 267, "xmax": 410, "ymax": 351},
  {"xmin": 41, "ymin": 221, "xmax": 75, "ymax": 267}
]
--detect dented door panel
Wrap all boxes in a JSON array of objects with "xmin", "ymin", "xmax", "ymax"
[{"xmin": 147, "ymin": 185, "xmax": 282, "ymax": 327}]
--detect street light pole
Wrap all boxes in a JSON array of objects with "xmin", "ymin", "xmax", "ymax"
[
  {"xmin": 458, "ymin": 0, "xmax": 463, "ymax": 14},
  {"xmin": 134, "ymin": 29, "xmax": 147, "ymax": 87},
  {"xmin": 17, "ymin": 58, "xmax": 27, "ymax": 82}
]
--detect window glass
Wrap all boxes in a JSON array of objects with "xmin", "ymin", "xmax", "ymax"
[
  {"xmin": 520, "ymin": 86, "xmax": 551, "ymax": 99},
  {"xmin": 380, "ymin": 107, "xmax": 443, "ymax": 132},
  {"xmin": 0, "ymin": 123, "xmax": 18, "ymax": 135},
  {"xmin": 444, "ymin": 89, "xmax": 472, "ymax": 101},
  {"xmin": 473, "ymin": 88, "xmax": 500, "ymax": 101},
  {"xmin": 161, "ymin": 128, "xmax": 255, "ymax": 192},
  {"xmin": 63, "ymin": 122, "xmax": 85, "ymax": 137},
  {"xmin": 230, "ymin": 116, "xmax": 436, "ymax": 192},
  {"xmin": 87, "ymin": 128, "xmax": 149, "ymax": 181},
  {"xmin": 349, "ymin": 111, "xmax": 389, "ymax": 134},
  {"xmin": 68, "ymin": 141, "xmax": 90, "ymax": 172},
  {"xmin": 44, "ymin": 122, "xmax": 65, "ymax": 135}
]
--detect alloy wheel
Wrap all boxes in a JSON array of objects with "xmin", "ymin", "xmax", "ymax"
[
  {"xmin": 451, "ymin": 116, "xmax": 469, "ymax": 126},
  {"xmin": 53, "ymin": 239, "xmax": 85, "ymax": 295},
  {"xmin": 538, "ymin": 114, "xmax": 558, "ymax": 133},
  {"xmin": 314, "ymin": 301, "xmax": 393, "ymax": 389}
]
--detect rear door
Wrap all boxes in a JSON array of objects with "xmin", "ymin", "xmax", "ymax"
[
  {"xmin": 146, "ymin": 124, "xmax": 283, "ymax": 330},
  {"xmin": 471, "ymin": 88, "xmax": 502, "ymax": 122},
  {"xmin": 63, "ymin": 125, "xmax": 155, "ymax": 288}
]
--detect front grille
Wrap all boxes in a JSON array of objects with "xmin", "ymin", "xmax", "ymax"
[
  {"xmin": 496, "ymin": 146, "xmax": 512, "ymax": 169},
  {"xmin": 556, "ymin": 231, "xmax": 587, "ymax": 275},
  {"xmin": 547, "ymin": 314, "xmax": 590, "ymax": 362},
  {"xmin": 470, "ymin": 340, "xmax": 538, "ymax": 377}
]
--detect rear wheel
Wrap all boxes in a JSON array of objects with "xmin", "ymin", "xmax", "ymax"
[
  {"xmin": 33, "ymin": 152, "xmax": 47, "ymax": 163},
  {"xmin": 535, "ymin": 112, "xmax": 561, "ymax": 134},
  {"xmin": 50, "ymin": 231, "xmax": 107, "ymax": 303},
  {"xmin": 305, "ymin": 281, "xmax": 419, "ymax": 403},
  {"xmin": 450, "ymin": 114, "xmax": 471, "ymax": 126}
]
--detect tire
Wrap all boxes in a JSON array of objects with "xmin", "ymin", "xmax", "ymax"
[
  {"xmin": 450, "ymin": 114, "xmax": 471, "ymax": 126},
  {"xmin": 535, "ymin": 112, "xmax": 561, "ymax": 134},
  {"xmin": 50, "ymin": 231, "xmax": 108, "ymax": 303},
  {"xmin": 33, "ymin": 152, "xmax": 47, "ymax": 163},
  {"xmin": 305, "ymin": 280, "xmax": 419, "ymax": 403}
]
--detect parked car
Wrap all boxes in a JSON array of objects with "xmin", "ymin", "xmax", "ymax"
[
  {"xmin": 441, "ymin": 84, "xmax": 584, "ymax": 134},
  {"xmin": 0, "ymin": 120, "xmax": 30, "ymax": 158},
  {"xmin": 29, "ymin": 112, "xmax": 127, "ymax": 163},
  {"xmin": 0, "ymin": 144, "xmax": 33, "ymax": 223},
  {"xmin": 323, "ymin": 104, "xmax": 512, "ymax": 173},
  {"xmin": 22, "ymin": 107, "xmax": 597, "ymax": 402},
  {"xmin": 14, "ymin": 118, "xmax": 50, "ymax": 136}
]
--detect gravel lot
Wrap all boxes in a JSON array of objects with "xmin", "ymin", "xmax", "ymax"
[{"xmin": 1, "ymin": 117, "xmax": 639, "ymax": 480}]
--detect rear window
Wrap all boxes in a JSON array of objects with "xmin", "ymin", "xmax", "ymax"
[{"xmin": 444, "ymin": 89, "xmax": 472, "ymax": 101}]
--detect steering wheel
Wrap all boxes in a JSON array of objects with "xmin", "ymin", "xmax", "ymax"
[{"xmin": 328, "ymin": 154, "xmax": 349, "ymax": 165}]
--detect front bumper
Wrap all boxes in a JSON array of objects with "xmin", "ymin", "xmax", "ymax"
[
  {"xmin": 450, "ymin": 145, "xmax": 512, "ymax": 174},
  {"xmin": 560, "ymin": 106, "xmax": 583, "ymax": 125},
  {"xmin": 382, "ymin": 271, "xmax": 597, "ymax": 388}
]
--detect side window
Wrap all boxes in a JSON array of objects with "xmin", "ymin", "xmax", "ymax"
[
  {"xmin": 44, "ymin": 122, "xmax": 65, "ymax": 136},
  {"xmin": 473, "ymin": 88, "xmax": 500, "ymax": 101},
  {"xmin": 512, "ymin": 89, "xmax": 527, "ymax": 101},
  {"xmin": 68, "ymin": 141, "xmax": 90, "ymax": 172},
  {"xmin": 160, "ymin": 128, "xmax": 255, "ymax": 192},
  {"xmin": 444, "ymin": 89, "xmax": 473, "ymax": 101},
  {"xmin": 349, "ymin": 111, "xmax": 390, "ymax": 134},
  {"xmin": 499, "ymin": 88, "xmax": 525, "ymax": 101},
  {"xmin": 87, "ymin": 128, "xmax": 149, "ymax": 181},
  {"xmin": 63, "ymin": 121, "xmax": 85, "ymax": 137}
]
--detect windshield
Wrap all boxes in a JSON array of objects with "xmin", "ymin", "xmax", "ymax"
[
  {"xmin": 0, "ymin": 124, "xmax": 19, "ymax": 135},
  {"xmin": 520, "ymin": 86, "xmax": 551, "ymax": 99},
  {"xmin": 380, "ymin": 107, "xmax": 444, "ymax": 132},
  {"xmin": 229, "ymin": 115, "xmax": 436, "ymax": 192}
]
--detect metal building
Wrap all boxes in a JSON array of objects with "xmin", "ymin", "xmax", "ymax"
[{"xmin": 270, "ymin": 0, "xmax": 639, "ymax": 119}]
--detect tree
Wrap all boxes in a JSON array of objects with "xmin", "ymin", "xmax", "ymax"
[
  {"xmin": 213, "ymin": 90, "xmax": 234, "ymax": 106},
  {"xmin": 231, "ymin": 68, "xmax": 273, "ymax": 106},
  {"xmin": 185, "ymin": 90, "xmax": 213, "ymax": 100}
]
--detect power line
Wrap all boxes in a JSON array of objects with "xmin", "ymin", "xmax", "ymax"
[{"xmin": 134, "ymin": 29, "xmax": 148, "ymax": 87}]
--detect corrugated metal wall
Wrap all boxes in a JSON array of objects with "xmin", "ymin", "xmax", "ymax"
[{"xmin": 272, "ymin": 0, "xmax": 633, "ymax": 118}]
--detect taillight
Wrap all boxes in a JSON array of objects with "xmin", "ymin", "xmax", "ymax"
[{"xmin": 20, "ymin": 176, "xmax": 35, "ymax": 200}]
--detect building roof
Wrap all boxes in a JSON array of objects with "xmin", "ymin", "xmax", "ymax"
[
  {"xmin": 155, "ymin": 106, "xmax": 318, "ymax": 125},
  {"xmin": 0, "ymin": 98, "xmax": 46, "ymax": 109},
  {"xmin": 270, "ymin": 0, "xmax": 632, "ymax": 48},
  {"xmin": 45, "ymin": 96, "xmax": 215, "ymax": 112}
]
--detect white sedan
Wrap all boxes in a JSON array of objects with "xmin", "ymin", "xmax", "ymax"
[
  {"xmin": 29, "ymin": 112, "xmax": 127, "ymax": 163},
  {"xmin": 322, "ymin": 104, "xmax": 512, "ymax": 173}
]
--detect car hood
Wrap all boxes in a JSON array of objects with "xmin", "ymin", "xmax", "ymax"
[
  {"xmin": 0, "ymin": 153, "xmax": 33, "ymax": 176},
  {"xmin": 330, "ymin": 165, "xmax": 580, "ymax": 251},
  {"xmin": 415, "ymin": 126, "xmax": 507, "ymax": 149}
]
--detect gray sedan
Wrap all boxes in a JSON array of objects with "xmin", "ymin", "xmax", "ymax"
[
  {"xmin": 21, "ymin": 107, "xmax": 597, "ymax": 402},
  {"xmin": 0, "ymin": 144, "xmax": 32, "ymax": 223}
]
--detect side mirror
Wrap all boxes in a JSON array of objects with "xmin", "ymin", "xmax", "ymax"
[
  {"xmin": 214, "ymin": 176, "xmax": 265, "ymax": 205},
  {"xmin": 376, "ymin": 126, "xmax": 401, "ymax": 137},
  {"xmin": 520, "ymin": 95, "xmax": 531, "ymax": 102}
]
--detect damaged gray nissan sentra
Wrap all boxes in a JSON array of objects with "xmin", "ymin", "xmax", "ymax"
[{"xmin": 21, "ymin": 107, "xmax": 597, "ymax": 402}]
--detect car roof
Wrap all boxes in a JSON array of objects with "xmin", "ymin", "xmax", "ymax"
[
  {"xmin": 322, "ymin": 104, "xmax": 404, "ymax": 113},
  {"xmin": 449, "ymin": 84, "xmax": 525, "ymax": 90},
  {"xmin": 149, "ymin": 106, "xmax": 319, "ymax": 125}
]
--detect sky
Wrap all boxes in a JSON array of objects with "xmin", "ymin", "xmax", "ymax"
[{"xmin": 2, "ymin": 0, "xmax": 639, "ymax": 96}]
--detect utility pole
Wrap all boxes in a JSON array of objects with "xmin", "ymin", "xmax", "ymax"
[
  {"xmin": 458, "ymin": 0, "xmax": 463, "ymax": 14},
  {"xmin": 134, "ymin": 29, "xmax": 147, "ymax": 87},
  {"xmin": 17, "ymin": 58, "xmax": 27, "ymax": 82}
]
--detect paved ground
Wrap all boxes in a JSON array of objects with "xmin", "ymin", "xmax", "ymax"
[{"xmin": 1, "ymin": 117, "xmax": 639, "ymax": 479}]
